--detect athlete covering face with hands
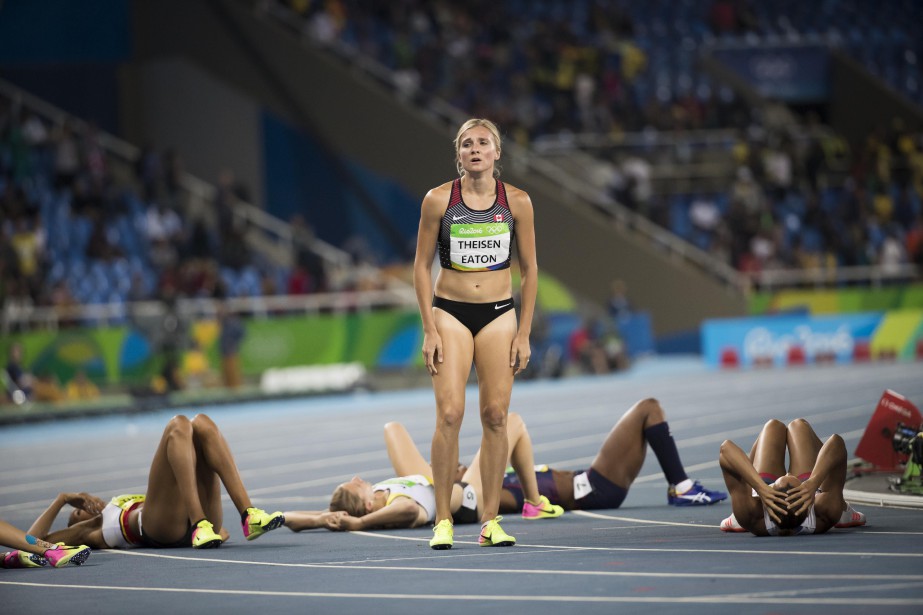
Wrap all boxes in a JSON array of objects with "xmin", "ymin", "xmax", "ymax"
[{"xmin": 719, "ymin": 418, "xmax": 865, "ymax": 536}]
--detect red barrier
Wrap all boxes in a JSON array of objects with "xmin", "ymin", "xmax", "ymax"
[
  {"xmin": 719, "ymin": 347, "xmax": 739, "ymax": 368},
  {"xmin": 855, "ymin": 390, "xmax": 922, "ymax": 470},
  {"xmin": 853, "ymin": 340, "xmax": 871, "ymax": 362},
  {"xmin": 786, "ymin": 345, "xmax": 806, "ymax": 365}
]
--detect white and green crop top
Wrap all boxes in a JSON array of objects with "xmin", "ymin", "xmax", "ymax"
[{"xmin": 373, "ymin": 475, "xmax": 436, "ymax": 523}]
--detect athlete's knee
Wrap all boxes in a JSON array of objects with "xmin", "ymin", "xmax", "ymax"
[
  {"xmin": 383, "ymin": 421, "xmax": 405, "ymax": 439},
  {"xmin": 763, "ymin": 419, "xmax": 786, "ymax": 432},
  {"xmin": 637, "ymin": 397, "xmax": 665, "ymax": 420},
  {"xmin": 628, "ymin": 397, "xmax": 665, "ymax": 427},
  {"xmin": 507, "ymin": 412, "xmax": 523, "ymax": 430},
  {"xmin": 436, "ymin": 406, "xmax": 465, "ymax": 430},
  {"xmin": 480, "ymin": 403, "xmax": 507, "ymax": 432},
  {"xmin": 191, "ymin": 413, "xmax": 219, "ymax": 437},
  {"xmin": 719, "ymin": 439, "xmax": 735, "ymax": 460},
  {"xmin": 786, "ymin": 418, "xmax": 811, "ymax": 431},
  {"xmin": 166, "ymin": 414, "xmax": 193, "ymax": 440}
]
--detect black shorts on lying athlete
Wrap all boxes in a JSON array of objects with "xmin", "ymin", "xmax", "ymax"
[
  {"xmin": 502, "ymin": 467, "xmax": 627, "ymax": 510},
  {"xmin": 570, "ymin": 468, "xmax": 628, "ymax": 510}
]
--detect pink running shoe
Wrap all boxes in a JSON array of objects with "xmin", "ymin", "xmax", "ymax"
[
  {"xmin": 1, "ymin": 550, "xmax": 47, "ymax": 568},
  {"xmin": 43, "ymin": 544, "xmax": 91, "ymax": 568},
  {"xmin": 522, "ymin": 495, "xmax": 564, "ymax": 520}
]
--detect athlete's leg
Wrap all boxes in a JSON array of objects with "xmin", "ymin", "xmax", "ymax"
[
  {"xmin": 190, "ymin": 413, "xmax": 254, "ymax": 526},
  {"xmin": 472, "ymin": 310, "xmax": 518, "ymax": 523},
  {"xmin": 0, "ymin": 518, "xmax": 59, "ymax": 555},
  {"xmin": 787, "ymin": 419, "xmax": 846, "ymax": 492},
  {"xmin": 430, "ymin": 308, "xmax": 475, "ymax": 524},
  {"xmin": 786, "ymin": 418, "xmax": 823, "ymax": 477},
  {"xmin": 0, "ymin": 519, "xmax": 91, "ymax": 568},
  {"xmin": 461, "ymin": 411, "xmax": 540, "ymax": 510},
  {"xmin": 589, "ymin": 398, "xmax": 664, "ymax": 488},
  {"xmin": 506, "ymin": 412, "xmax": 541, "ymax": 504},
  {"xmin": 140, "ymin": 415, "xmax": 210, "ymax": 543},
  {"xmin": 750, "ymin": 419, "xmax": 788, "ymax": 477},
  {"xmin": 385, "ymin": 422, "xmax": 432, "ymax": 477}
]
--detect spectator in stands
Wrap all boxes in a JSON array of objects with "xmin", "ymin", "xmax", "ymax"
[
  {"xmin": 3, "ymin": 342, "xmax": 33, "ymax": 403},
  {"xmin": 606, "ymin": 279, "xmax": 633, "ymax": 323},
  {"xmin": 879, "ymin": 227, "xmax": 908, "ymax": 279},
  {"xmin": 85, "ymin": 214, "xmax": 122, "ymax": 262},
  {"xmin": 161, "ymin": 148, "xmax": 186, "ymax": 211},
  {"xmin": 287, "ymin": 264, "xmax": 312, "ymax": 295},
  {"xmin": 65, "ymin": 369, "xmax": 100, "ymax": 401},
  {"xmin": 32, "ymin": 370, "xmax": 65, "ymax": 403},
  {"xmin": 182, "ymin": 339, "xmax": 217, "ymax": 390},
  {"xmin": 51, "ymin": 120, "xmax": 80, "ymax": 190},
  {"xmin": 217, "ymin": 303, "xmax": 245, "ymax": 389},
  {"xmin": 906, "ymin": 212, "xmax": 923, "ymax": 268},
  {"xmin": 10, "ymin": 216, "xmax": 43, "ymax": 299},
  {"xmin": 689, "ymin": 195, "xmax": 721, "ymax": 247},
  {"xmin": 81, "ymin": 122, "xmax": 108, "ymax": 186},
  {"xmin": 290, "ymin": 214, "xmax": 328, "ymax": 293}
]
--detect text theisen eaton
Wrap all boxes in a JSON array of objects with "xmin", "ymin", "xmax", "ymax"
[{"xmin": 456, "ymin": 239, "xmax": 502, "ymax": 250}]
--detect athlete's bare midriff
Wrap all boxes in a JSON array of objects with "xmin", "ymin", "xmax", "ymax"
[{"xmin": 434, "ymin": 268, "xmax": 513, "ymax": 304}]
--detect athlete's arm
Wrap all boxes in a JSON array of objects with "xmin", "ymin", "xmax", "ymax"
[
  {"xmin": 787, "ymin": 434, "xmax": 846, "ymax": 527},
  {"xmin": 332, "ymin": 497, "xmax": 427, "ymax": 531},
  {"xmin": 283, "ymin": 510, "xmax": 348, "ymax": 532},
  {"xmin": 413, "ymin": 188, "xmax": 447, "ymax": 376},
  {"xmin": 719, "ymin": 439, "xmax": 787, "ymax": 531},
  {"xmin": 28, "ymin": 492, "xmax": 104, "ymax": 538},
  {"xmin": 45, "ymin": 518, "xmax": 106, "ymax": 549},
  {"xmin": 509, "ymin": 187, "xmax": 537, "ymax": 375}
]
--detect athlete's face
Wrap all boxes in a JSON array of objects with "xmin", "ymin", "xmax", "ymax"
[
  {"xmin": 458, "ymin": 126, "xmax": 500, "ymax": 174},
  {"xmin": 68, "ymin": 508, "xmax": 94, "ymax": 526},
  {"xmin": 339, "ymin": 476, "xmax": 373, "ymax": 512}
]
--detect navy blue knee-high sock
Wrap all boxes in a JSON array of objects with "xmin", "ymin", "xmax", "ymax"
[{"xmin": 643, "ymin": 422, "xmax": 688, "ymax": 485}]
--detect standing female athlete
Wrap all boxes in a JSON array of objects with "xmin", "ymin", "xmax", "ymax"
[{"xmin": 413, "ymin": 118, "xmax": 539, "ymax": 549}]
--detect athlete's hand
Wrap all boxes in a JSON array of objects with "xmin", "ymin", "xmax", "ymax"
[
  {"xmin": 422, "ymin": 330, "xmax": 443, "ymax": 376},
  {"xmin": 322, "ymin": 511, "xmax": 351, "ymax": 531},
  {"xmin": 65, "ymin": 492, "xmax": 105, "ymax": 515},
  {"xmin": 510, "ymin": 334, "xmax": 531, "ymax": 375},
  {"xmin": 784, "ymin": 479, "xmax": 818, "ymax": 517},
  {"xmin": 755, "ymin": 485, "xmax": 788, "ymax": 525}
]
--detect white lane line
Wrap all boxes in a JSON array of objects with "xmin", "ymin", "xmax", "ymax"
[
  {"xmin": 0, "ymin": 581, "xmax": 918, "ymax": 606},
  {"xmin": 714, "ymin": 580, "xmax": 923, "ymax": 600},
  {"xmin": 570, "ymin": 509, "xmax": 713, "ymax": 528},
  {"xmin": 540, "ymin": 510, "xmax": 923, "ymax": 537},
  {"xmin": 98, "ymin": 549, "xmax": 923, "ymax": 581},
  {"xmin": 346, "ymin": 531, "xmax": 923, "ymax": 558}
]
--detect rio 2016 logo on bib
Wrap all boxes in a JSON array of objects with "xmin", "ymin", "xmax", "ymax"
[{"xmin": 450, "ymin": 223, "xmax": 511, "ymax": 271}]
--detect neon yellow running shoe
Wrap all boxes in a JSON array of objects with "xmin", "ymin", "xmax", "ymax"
[
  {"xmin": 242, "ymin": 507, "xmax": 285, "ymax": 541},
  {"xmin": 479, "ymin": 516, "xmax": 516, "ymax": 547},
  {"xmin": 522, "ymin": 495, "xmax": 564, "ymax": 520},
  {"xmin": 192, "ymin": 519, "xmax": 223, "ymax": 549},
  {"xmin": 429, "ymin": 519, "xmax": 454, "ymax": 550},
  {"xmin": 43, "ymin": 544, "xmax": 91, "ymax": 567}
]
